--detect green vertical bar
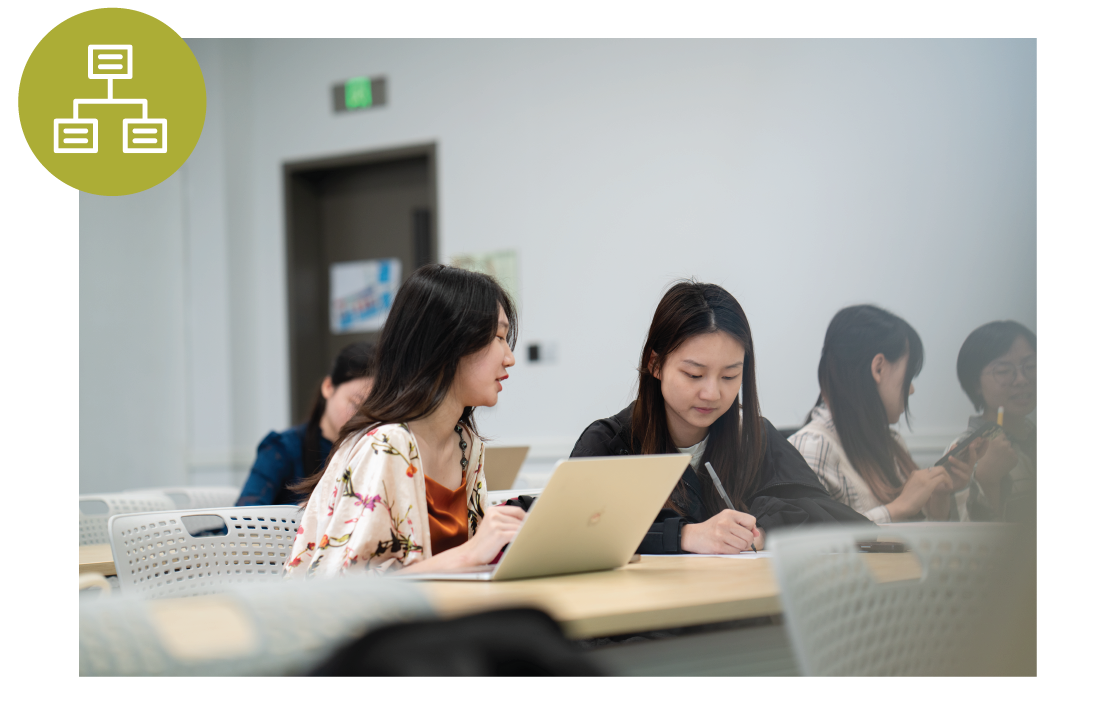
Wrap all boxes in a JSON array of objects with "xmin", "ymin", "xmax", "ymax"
[{"xmin": 0, "ymin": 190, "xmax": 79, "ymax": 605}]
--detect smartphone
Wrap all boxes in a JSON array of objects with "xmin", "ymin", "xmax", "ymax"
[
  {"xmin": 857, "ymin": 540, "xmax": 906, "ymax": 553},
  {"xmin": 934, "ymin": 421, "xmax": 999, "ymax": 468}
]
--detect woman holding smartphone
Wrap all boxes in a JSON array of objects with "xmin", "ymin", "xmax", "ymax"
[
  {"xmin": 950, "ymin": 320, "xmax": 1036, "ymax": 522},
  {"xmin": 285, "ymin": 265, "xmax": 525, "ymax": 578},
  {"xmin": 789, "ymin": 305, "xmax": 973, "ymax": 522},
  {"xmin": 571, "ymin": 280, "xmax": 866, "ymax": 556}
]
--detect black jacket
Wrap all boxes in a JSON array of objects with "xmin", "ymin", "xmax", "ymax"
[{"xmin": 570, "ymin": 403, "xmax": 870, "ymax": 554}]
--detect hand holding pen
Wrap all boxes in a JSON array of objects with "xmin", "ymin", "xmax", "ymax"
[
  {"xmin": 673, "ymin": 462, "xmax": 762, "ymax": 555},
  {"xmin": 704, "ymin": 462, "xmax": 759, "ymax": 553}
]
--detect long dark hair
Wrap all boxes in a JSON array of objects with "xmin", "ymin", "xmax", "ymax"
[
  {"xmin": 631, "ymin": 280, "xmax": 766, "ymax": 517},
  {"xmin": 302, "ymin": 341, "xmax": 376, "ymax": 479},
  {"xmin": 811, "ymin": 305, "xmax": 923, "ymax": 503},
  {"xmin": 291, "ymin": 264, "xmax": 518, "ymax": 501}
]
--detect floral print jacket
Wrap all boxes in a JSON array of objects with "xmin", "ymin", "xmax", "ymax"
[{"xmin": 284, "ymin": 423, "xmax": 488, "ymax": 578}]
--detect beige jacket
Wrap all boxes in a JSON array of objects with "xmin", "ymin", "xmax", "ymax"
[{"xmin": 284, "ymin": 423, "xmax": 488, "ymax": 578}]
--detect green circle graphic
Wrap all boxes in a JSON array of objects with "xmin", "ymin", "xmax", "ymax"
[{"xmin": 18, "ymin": 8, "xmax": 206, "ymax": 196}]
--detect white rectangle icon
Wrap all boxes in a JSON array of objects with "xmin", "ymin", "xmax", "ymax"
[
  {"xmin": 54, "ymin": 118, "xmax": 98, "ymax": 153},
  {"xmin": 88, "ymin": 45, "xmax": 132, "ymax": 79},
  {"xmin": 122, "ymin": 118, "xmax": 167, "ymax": 153}
]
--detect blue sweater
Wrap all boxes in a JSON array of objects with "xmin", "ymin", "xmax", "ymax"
[{"xmin": 236, "ymin": 423, "xmax": 332, "ymax": 506}]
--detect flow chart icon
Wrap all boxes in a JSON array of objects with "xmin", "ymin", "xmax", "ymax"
[{"xmin": 53, "ymin": 44, "xmax": 168, "ymax": 155}]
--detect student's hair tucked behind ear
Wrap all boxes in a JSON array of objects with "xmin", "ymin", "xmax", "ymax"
[
  {"xmin": 290, "ymin": 264, "xmax": 517, "ymax": 501},
  {"xmin": 632, "ymin": 280, "xmax": 766, "ymax": 518},
  {"xmin": 813, "ymin": 304, "xmax": 922, "ymax": 503},
  {"xmin": 302, "ymin": 341, "xmax": 377, "ymax": 479}
]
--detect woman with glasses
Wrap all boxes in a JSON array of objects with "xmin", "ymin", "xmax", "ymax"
[{"xmin": 951, "ymin": 321, "xmax": 1037, "ymax": 522}]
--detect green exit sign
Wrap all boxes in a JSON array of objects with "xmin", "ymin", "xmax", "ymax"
[{"xmin": 332, "ymin": 76, "xmax": 387, "ymax": 113}]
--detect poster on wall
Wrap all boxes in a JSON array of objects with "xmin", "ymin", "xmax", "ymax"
[
  {"xmin": 329, "ymin": 258, "xmax": 402, "ymax": 334},
  {"xmin": 450, "ymin": 249, "xmax": 519, "ymax": 307}
]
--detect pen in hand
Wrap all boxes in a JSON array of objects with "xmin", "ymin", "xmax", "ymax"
[{"xmin": 704, "ymin": 462, "xmax": 758, "ymax": 553}]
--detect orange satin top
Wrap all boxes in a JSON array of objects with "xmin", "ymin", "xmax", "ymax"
[{"xmin": 425, "ymin": 473, "xmax": 470, "ymax": 556}]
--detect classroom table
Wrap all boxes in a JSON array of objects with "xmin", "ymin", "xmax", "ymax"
[
  {"xmin": 96, "ymin": 552, "xmax": 921, "ymax": 672},
  {"xmin": 79, "ymin": 544, "xmax": 115, "ymax": 577},
  {"xmin": 420, "ymin": 553, "xmax": 919, "ymax": 638}
]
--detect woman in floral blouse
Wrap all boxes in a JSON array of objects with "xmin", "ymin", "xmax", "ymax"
[{"xmin": 285, "ymin": 264, "xmax": 525, "ymax": 577}]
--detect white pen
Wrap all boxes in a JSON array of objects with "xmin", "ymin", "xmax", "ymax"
[{"xmin": 704, "ymin": 462, "xmax": 757, "ymax": 553}]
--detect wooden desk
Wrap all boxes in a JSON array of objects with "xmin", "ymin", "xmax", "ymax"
[
  {"xmin": 422, "ymin": 556, "xmax": 776, "ymax": 638},
  {"xmin": 79, "ymin": 551, "xmax": 919, "ymax": 635},
  {"xmin": 419, "ymin": 553, "xmax": 920, "ymax": 639},
  {"xmin": 83, "ymin": 553, "xmax": 922, "ymax": 669},
  {"xmin": 79, "ymin": 544, "xmax": 115, "ymax": 577}
]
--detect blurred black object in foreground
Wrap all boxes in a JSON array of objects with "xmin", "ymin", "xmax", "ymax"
[
  {"xmin": 0, "ymin": 280, "xmax": 26, "ymax": 605},
  {"xmin": 310, "ymin": 607, "xmax": 602, "ymax": 676}
]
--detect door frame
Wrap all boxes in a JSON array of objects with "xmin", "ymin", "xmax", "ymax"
[{"xmin": 282, "ymin": 142, "xmax": 438, "ymax": 424}]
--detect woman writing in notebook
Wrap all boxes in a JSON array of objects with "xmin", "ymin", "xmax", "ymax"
[
  {"xmin": 571, "ymin": 281, "xmax": 866, "ymax": 556},
  {"xmin": 285, "ymin": 265, "xmax": 525, "ymax": 578},
  {"xmin": 788, "ymin": 305, "xmax": 974, "ymax": 522}
]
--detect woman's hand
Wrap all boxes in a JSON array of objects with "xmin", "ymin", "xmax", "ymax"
[
  {"xmin": 401, "ymin": 505, "xmax": 525, "ymax": 573},
  {"xmin": 887, "ymin": 466, "xmax": 950, "ymax": 521},
  {"xmin": 942, "ymin": 438, "xmax": 980, "ymax": 492},
  {"xmin": 974, "ymin": 435, "xmax": 1018, "ymax": 489},
  {"xmin": 971, "ymin": 434, "xmax": 1018, "ymax": 514},
  {"xmin": 460, "ymin": 505, "xmax": 526, "ymax": 566},
  {"xmin": 926, "ymin": 480, "xmax": 953, "ymax": 521},
  {"xmin": 680, "ymin": 509, "xmax": 760, "ymax": 554}
]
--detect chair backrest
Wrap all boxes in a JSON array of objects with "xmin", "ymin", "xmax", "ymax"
[
  {"xmin": 79, "ymin": 492, "xmax": 177, "ymax": 546},
  {"xmin": 126, "ymin": 486, "xmax": 240, "ymax": 510},
  {"xmin": 108, "ymin": 505, "xmax": 303, "ymax": 599},
  {"xmin": 768, "ymin": 523, "xmax": 1027, "ymax": 676},
  {"xmin": 80, "ymin": 574, "xmax": 436, "ymax": 676}
]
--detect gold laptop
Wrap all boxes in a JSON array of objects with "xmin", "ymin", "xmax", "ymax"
[
  {"xmin": 482, "ymin": 446, "xmax": 530, "ymax": 490},
  {"xmin": 395, "ymin": 454, "xmax": 690, "ymax": 581}
]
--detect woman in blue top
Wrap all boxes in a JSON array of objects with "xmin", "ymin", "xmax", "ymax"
[{"xmin": 236, "ymin": 342, "xmax": 375, "ymax": 506}]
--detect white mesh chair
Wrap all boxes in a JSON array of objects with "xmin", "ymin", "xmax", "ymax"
[
  {"xmin": 108, "ymin": 505, "xmax": 302, "ymax": 598},
  {"xmin": 79, "ymin": 574, "xmax": 435, "ymax": 676},
  {"xmin": 80, "ymin": 492, "xmax": 177, "ymax": 546},
  {"xmin": 126, "ymin": 486, "xmax": 241, "ymax": 510},
  {"xmin": 768, "ymin": 523, "xmax": 1030, "ymax": 676}
]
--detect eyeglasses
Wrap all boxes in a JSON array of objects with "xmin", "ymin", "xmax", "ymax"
[{"xmin": 986, "ymin": 360, "xmax": 1036, "ymax": 387}]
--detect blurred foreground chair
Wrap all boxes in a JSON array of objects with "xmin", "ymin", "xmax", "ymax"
[
  {"xmin": 768, "ymin": 523, "xmax": 1035, "ymax": 676},
  {"xmin": 108, "ymin": 505, "xmax": 302, "ymax": 598},
  {"xmin": 312, "ymin": 607, "xmax": 602, "ymax": 676},
  {"xmin": 80, "ymin": 492, "xmax": 177, "ymax": 546},
  {"xmin": 79, "ymin": 573, "xmax": 435, "ymax": 676},
  {"xmin": 126, "ymin": 486, "xmax": 240, "ymax": 510}
]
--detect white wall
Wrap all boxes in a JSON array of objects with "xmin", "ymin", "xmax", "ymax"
[
  {"xmin": 80, "ymin": 172, "xmax": 189, "ymax": 492},
  {"xmin": 80, "ymin": 39, "xmax": 1035, "ymax": 493}
]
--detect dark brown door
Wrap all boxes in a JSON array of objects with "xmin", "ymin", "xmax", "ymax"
[{"xmin": 284, "ymin": 144, "xmax": 436, "ymax": 423}]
